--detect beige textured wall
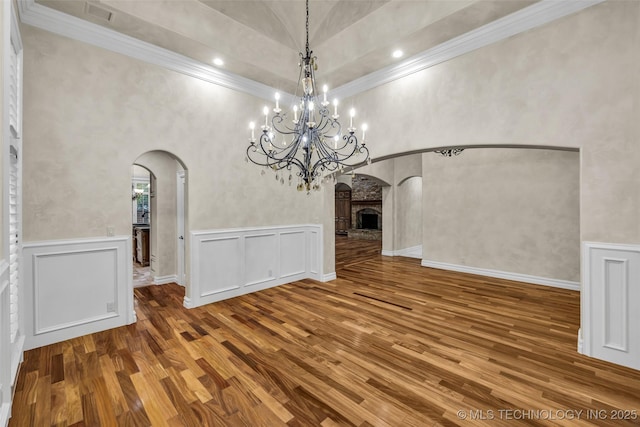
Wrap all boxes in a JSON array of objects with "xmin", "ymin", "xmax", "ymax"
[
  {"xmin": 394, "ymin": 155, "xmax": 422, "ymax": 185},
  {"xmin": 21, "ymin": 26, "xmax": 323, "ymax": 247},
  {"xmin": 348, "ymin": 1, "xmax": 640, "ymax": 245},
  {"xmin": 423, "ymin": 148, "xmax": 580, "ymax": 281},
  {"xmin": 134, "ymin": 151, "xmax": 180, "ymax": 278},
  {"xmin": 395, "ymin": 176, "xmax": 422, "ymax": 251}
]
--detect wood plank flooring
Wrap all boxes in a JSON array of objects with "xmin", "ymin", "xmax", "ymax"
[{"xmin": 9, "ymin": 236, "xmax": 640, "ymax": 426}]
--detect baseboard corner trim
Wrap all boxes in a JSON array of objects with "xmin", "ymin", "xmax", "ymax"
[
  {"xmin": 153, "ymin": 274, "xmax": 178, "ymax": 285},
  {"xmin": 321, "ymin": 272, "xmax": 337, "ymax": 282},
  {"xmin": 183, "ymin": 296, "xmax": 194, "ymax": 309}
]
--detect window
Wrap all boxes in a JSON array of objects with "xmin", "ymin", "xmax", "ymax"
[{"xmin": 132, "ymin": 179, "xmax": 150, "ymax": 224}]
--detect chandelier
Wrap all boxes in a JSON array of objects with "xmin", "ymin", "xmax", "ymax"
[{"xmin": 246, "ymin": 0, "xmax": 370, "ymax": 193}]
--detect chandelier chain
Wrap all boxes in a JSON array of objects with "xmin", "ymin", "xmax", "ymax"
[
  {"xmin": 305, "ymin": 0, "xmax": 310, "ymax": 57},
  {"xmin": 245, "ymin": 0, "xmax": 370, "ymax": 193}
]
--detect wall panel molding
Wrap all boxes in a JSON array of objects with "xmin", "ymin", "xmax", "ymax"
[
  {"xmin": 23, "ymin": 236, "xmax": 134, "ymax": 350},
  {"xmin": 188, "ymin": 225, "xmax": 323, "ymax": 308},
  {"xmin": 421, "ymin": 259, "xmax": 580, "ymax": 291},
  {"xmin": 582, "ymin": 242, "xmax": 640, "ymax": 370}
]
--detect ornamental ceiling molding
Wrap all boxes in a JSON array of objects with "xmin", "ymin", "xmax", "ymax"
[
  {"xmin": 18, "ymin": 0, "xmax": 605, "ymax": 102},
  {"xmin": 331, "ymin": 0, "xmax": 606, "ymax": 100}
]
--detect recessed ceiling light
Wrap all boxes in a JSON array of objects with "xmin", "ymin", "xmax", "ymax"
[
  {"xmin": 213, "ymin": 57, "xmax": 224, "ymax": 66},
  {"xmin": 392, "ymin": 50, "xmax": 403, "ymax": 59}
]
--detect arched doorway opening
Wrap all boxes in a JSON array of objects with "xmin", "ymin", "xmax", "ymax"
[
  {"xmin": 132, "ymin": 150, "xmax": 188, "ymax": 289},
  {"xmin": 331, "ymin": 147, "xmax": 579, "ymax": 285},
  {"xmin": 131, "ymin": 164, "xmax": 154, "ymax": 287}
]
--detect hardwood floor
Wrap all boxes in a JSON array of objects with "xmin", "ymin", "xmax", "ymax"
[{"xmin": 9, "ymin": 236, "xmax": 640, "ymax": 426}]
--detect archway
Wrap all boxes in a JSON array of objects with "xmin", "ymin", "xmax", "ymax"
[
  {"xmin": 132, "ymin": 150, "xmax": 188, "ymax": 289},
  {"xmin": 329, "ymin": 146, "xmax": 580, "ymax": 286}
]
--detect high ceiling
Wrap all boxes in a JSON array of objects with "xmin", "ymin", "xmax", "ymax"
[{"xmin": 35, "ymin": 0, "xmax": 538, "ymax": 92}]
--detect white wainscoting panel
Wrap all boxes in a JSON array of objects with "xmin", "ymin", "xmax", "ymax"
[
  {"xmin": 23, "ymin": 236, "xmax": 134, "ymax": 350},
  {"xmin": 308, "ymin": 229, "xmax": 320, "ymax": 276},
  {"xmin": 198, "ymin": 236, "xmax": 242, "ymax": 297},
  {"xmin": 280, "ymin": 231, "xmax": 306, "ymax": 278},
  {"xmin": 245, "ymin": 233, "xmax": 276, "ymax": 286},
  {"xmin": 582, "ymin": 242, "xmax": 640, "ymax": 370},
  {"xmin": 188, "ymin": 225, "xmax": 322, "ymax": 308}
]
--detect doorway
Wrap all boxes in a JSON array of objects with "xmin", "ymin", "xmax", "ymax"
[
  {"xmin": 176, "ymin": 170, "xmax": 186, "ymax": 286},
  {"xmin": 132, "ymin": 165, "xmax": 153, "ymax": 287},
  {"xmin": 132, "ymin": 150, "xmax": 188, "ymax": 289},
  {"xmin": 335, "ymin": 183, "xmax": 351, "ymax": 235}
]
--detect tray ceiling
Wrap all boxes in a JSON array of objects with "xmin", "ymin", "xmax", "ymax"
[{"xmin": 35, "ymin": 0, "xmax": 538, "ymax": 92}]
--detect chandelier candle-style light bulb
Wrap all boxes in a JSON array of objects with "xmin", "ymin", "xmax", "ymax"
[
  {"xmin": 362, "ymin": 123, "xmax": 368, "ymax": 141},
  {"xmin": 349, "ymin": 108, "xmax": 355, "ymax": 128},
  {"xmin": 245, "ymin": 0, "xmax": 370, "ymax": 192},
  {"xmin": 263, "ymin": 106, "xmax": 269, "ymax": 128}
]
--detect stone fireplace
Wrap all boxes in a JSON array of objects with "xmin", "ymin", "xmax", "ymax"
[
  {"xmin": 356, "ymin": 208, "xmax": 382, "ymax": 230},
  {"xmin": 347, "ymin": 175, "xmax": 383, "ymax": 240}
]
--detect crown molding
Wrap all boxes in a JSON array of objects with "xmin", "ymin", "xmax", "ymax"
[
  {"xmin": 331, "ymin": 0, "xmax": 606, "ymax": 100},
  {"xmin": 18, "ymin": 0, "xmax": 605, "ymax": 102},
  {"xmin": 16, "ymin": 0, "xmax": 280, "ymax": 101}
]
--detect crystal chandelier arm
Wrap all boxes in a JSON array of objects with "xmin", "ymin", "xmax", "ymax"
[
  {"xmin": 328, "ymin": 133, "xmax": 360, "ymax": 160},
  {"xmin": 311, "ymin": 136, "xmax": 369, "ymax": 177},
  {"xmin": 247, "ymin": 131, "xmax": 309, "ymax": 174},
  {"xmin": 315, "ymin": 116, "xmax": 341, "ymax": 139},
  {"xmin": 271, "ymin": 113, "xmax": 300, "ymax": 136}
]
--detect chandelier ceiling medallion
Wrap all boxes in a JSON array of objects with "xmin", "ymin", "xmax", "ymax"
[
  {"xmin": 246, "ymin": 0, "xmax": 371, "ymax": 193},
  {"xmin": 435, "ymin": 148, "xmax": 465, "ymax": 157}
]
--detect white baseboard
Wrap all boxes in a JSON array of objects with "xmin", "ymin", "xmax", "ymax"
[
  {"xmin": 381, "ymin": 245, "xmax": 422, "ymax": 259},
  {"xmin": 0, "ymin": 403, "xmax": 9, "ymax": 427},
  {"xmin": 10, "ymin": 334, "xmax": 24, "ymax": 384},
  {"xmin": 577, "ymin": 328, "xmax": 583, "ymax": 354},
  {"xmin": 321, "ymin": 272, "xmax": 337, "ymax": 282},
  {"xmin": 421, "ymin": 259, "xmax": 580, "ymax": 291},
  {"xmin": 153, "ymin": 274, "xmax": 177, "ymax": 285}
]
